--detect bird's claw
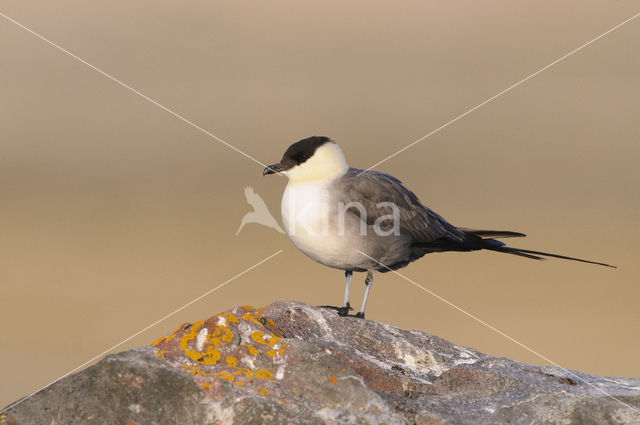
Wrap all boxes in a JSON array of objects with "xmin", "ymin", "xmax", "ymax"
[
  {"xmin": 317, "ymin": 304, "xmax": 357, "ymax": 317},
  {"xmin": 318, "ymin": 305, "xmax": 342, "ymax": 312},
  {"xmin": 337, "ymin": 302, "xmax": 352, "ymax": 316}
]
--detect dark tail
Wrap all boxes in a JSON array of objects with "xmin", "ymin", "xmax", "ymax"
[
  {"xmin": 464, "ymin": 230, "xmax": 616, "ymax": 268},
  {"xmin": 485, "ymin": 244, "xmax": 616, "ymax": 268},
  {"xmin": 459, "ymin": 228, "xmax": 526, "ymax": 239}
]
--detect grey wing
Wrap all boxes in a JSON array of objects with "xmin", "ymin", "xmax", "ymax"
[{"xmin": 334, "ymin": 168, "xmax": 466, "ymax": 246}]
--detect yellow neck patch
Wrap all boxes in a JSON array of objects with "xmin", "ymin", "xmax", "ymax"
[{"xmin": 285, "ymin": 143, "xmax": 349, "ymax": 184}]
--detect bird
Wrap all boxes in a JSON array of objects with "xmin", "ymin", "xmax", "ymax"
[
  {"xmin": 263, "ymin": 136, "xmax": 615, "ymax": 319},
  {"xmin": 236, "ymin": 186, "xmax": 284, "ymax": 235}
]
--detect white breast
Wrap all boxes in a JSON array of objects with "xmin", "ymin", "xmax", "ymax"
[{"xmin": 281, "ymin": 181, "xmax": 357, "ymax": 270}]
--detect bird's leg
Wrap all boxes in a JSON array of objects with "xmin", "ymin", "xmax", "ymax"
[
  {"xmin": 355, "ymin": 271, "xmax": 374, "ymax": 319},
  {"xmin": 337, "ymin": 271, "xmax": 353, "ymax": 316}
]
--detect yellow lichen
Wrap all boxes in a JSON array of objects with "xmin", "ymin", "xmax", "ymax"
[
  {"xmin": 174, "ymin": 322, "xmax": 190, "ymax": 333},
  {"xmin": 256, "ymin": 369, "xmax": 274, "ymax": 381},
  {"xmin": 233, "ymin": 369, "xmax": 254, "ymax": 380},
  {"xmin": 180, "ymin": 321, "xmax": 224, "ymax": 365},
  {"xmin": 215, "ymin": 371, "xmax": 236, "ymax": 382},
  {"xmin": 151, "ymin": 336, "xmax": 165, "ymax": 346},
  {"xmin": 219, "ymin": 312, "xmax": 240, "ymax": 324},
  {"xmin": 251, "ymin": 331, "xmax": 281, "ymax": 348},
  {"xmin": 180, "ymin": 320, "xmax": 204, "ymax": 351},
  {"xmin": 242, "ymin": 312, "xmax": 263, "ymax": 327},
  {"xmin": 221, "ymin": 328, "xmax": 234, "ymax": 343},
  {"xmin": 170, "ymin": 308, "xmax": 287, "ymax": 391}
]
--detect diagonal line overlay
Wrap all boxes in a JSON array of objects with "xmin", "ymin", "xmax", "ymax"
[
  {"xmin": 357, "ymin": 250, "xmax": 640, "ymax": 414},
  {"xmin": 0, "ymin": 11, "xmax": 281, "ymax": 175},
  {"xmin": 0, "ymin": 250, "xmax": 283, "ymax": 415},
  {"xmin": 360, "ymin": 11, "xmax": 640, "ymax": 175}
]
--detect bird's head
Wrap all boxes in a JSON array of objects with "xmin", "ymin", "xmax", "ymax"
[{"xmin": 263, "ymin": 136, "xmax": 348, "ymax": 184}]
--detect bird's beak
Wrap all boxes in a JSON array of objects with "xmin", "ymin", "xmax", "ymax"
[{"xmin": 263, "ymin": 163, "xmax": 285, "ymax": 176}]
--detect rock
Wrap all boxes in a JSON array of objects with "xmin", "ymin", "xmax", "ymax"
[{"xmin": 4, "ymin": 301, "xmax": 640, "ymax": 424}]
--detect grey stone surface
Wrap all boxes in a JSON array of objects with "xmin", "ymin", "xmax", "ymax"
[{"xmin": 4, "ymin": 301, "xmax": 640, "ymax": 424}]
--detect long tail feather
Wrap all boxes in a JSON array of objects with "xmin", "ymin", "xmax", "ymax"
[
  {"xmin": 497, "ymin": 249, "xmax": 546, "ymax": 261},
  {"xmin": 459, "ymin": 228, "xmax": 526, "ymax": 238},
  {"xmin": 485, "ymin": 245, "xmax": 616, "ymax": 268}
]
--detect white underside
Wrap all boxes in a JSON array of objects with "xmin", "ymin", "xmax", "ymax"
[{"xmin": 282, "ymin": 180, "xmax": 369, "ymax": 271}]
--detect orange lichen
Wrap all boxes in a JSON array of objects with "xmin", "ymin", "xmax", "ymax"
[
  {"xmin": 160, "ymin": 306, "xmax": 286, "ymax": 393},
  {"xmin": 180, "ymin": 320, "xmax": 226, "ymax": 365},
  {"xmin": 151, "ymin": 336, "xmax": 165, "ymax": 346},
  {"xmin": 215, "ymin": 371, "xmax": 236, "ymax": 382},
  {"xmin": 242, "ymin": 312, "xmax": 263, "ymax": 327},
  {"xmin": 219, "ymin": 312, "xmax": 240, "ymax": 324},
  {"xmin": 251, "ymin": 331, "xmax": 281, "ymax": 348},
  {"xmin": 202, "ymin": 382, "xmax": 211, "ymax": 389},
  {"xmin": 327, "ymin": 376, "xmax": 337, "ymax": 385},
  {"xmin": 174, "ymin": 322, "xmax": 190, "ymax": 333},
  {"xmin": 256, "ymin": 369, "xmax": 274, "ymax": 381},
  {"xmin": 156, "ymin": 350, "xmax": 165, "ymax": 360},
  {"xmin": 220, "ymin": 328, "xmax": 234, "ymax": 343},
  {"xmin": 192, "ymin": 348, "xmax": 221, "ymax": 365}
]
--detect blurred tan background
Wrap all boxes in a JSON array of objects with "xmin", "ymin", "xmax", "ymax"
[{"xmin": 1, "ymin": 0, "xmax": 639, "ymax": 407}]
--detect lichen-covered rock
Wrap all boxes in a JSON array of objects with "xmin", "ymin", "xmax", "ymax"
[{"xmin": 4, "ymin": 301, "xmax": 640, "ymax": 424}]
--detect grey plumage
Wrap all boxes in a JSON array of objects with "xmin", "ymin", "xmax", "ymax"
[
  {"xmin": 264, "ymin": 136, "xmax": 615, "ymax": 319},
  {"xmin": 333, "ymin": 168, "xmax": 615, "ymax": 270}
]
